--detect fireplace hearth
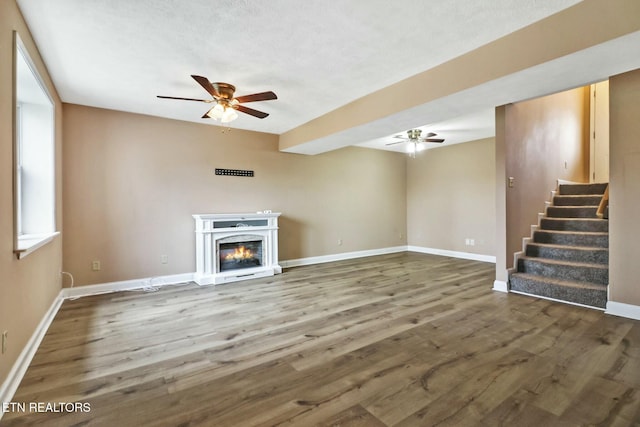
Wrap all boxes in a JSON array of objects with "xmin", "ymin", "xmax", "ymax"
[{"xmin": 193, "ymin": 213, "xmax": 281, "ymax": 285}]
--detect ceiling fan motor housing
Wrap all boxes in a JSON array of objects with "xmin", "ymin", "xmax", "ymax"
[
  {"xmin": 215, "ymin": 83, "xmax": 236, "ymax": 100},
  {"xmin": 407, "ymin": 129, "xmax": 422, "ymax": 139}
]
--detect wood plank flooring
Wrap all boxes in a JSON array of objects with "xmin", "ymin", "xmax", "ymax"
[{"xmin": 3, "ymin": 252, "xmax": 640, "ymax": 426}]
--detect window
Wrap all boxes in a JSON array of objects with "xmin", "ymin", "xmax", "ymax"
[{"xmin": 13, "ymin": 32, "xmax": 57, "ymax": 259}]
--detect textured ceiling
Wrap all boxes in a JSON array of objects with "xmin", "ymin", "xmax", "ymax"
[{"xmin": 16, "ymin": 0, "xmax": 585, "ymax": 151}]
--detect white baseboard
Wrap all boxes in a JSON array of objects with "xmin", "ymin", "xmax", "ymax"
[
  {"xmin": 407, "ymin": 246, "xmax": 496, "ymax": 263},
  {"xmin": 61, "ymin": 272, "xmax": 195, "ymax": 299},
  {"xmin": 605, "ymin": 301, "xmax": 640, "ymax": 321},
  {"xmin": 0, "ymin": 292, "xmax": 64, "ymax": 418},
  {"xmin": 281, "ymin": 246, "xmax": 407, "ymax": 268},
  {"xmin": 493, "ymin": 280, "xmax": 508, "ymax": 293}
]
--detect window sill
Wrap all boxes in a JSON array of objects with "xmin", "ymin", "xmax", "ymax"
[{"xmin": 14, "ymin": 232, "xmax": 60, "ymax": 259}]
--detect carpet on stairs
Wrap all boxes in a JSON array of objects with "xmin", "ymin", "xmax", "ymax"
[{"xmin": 510, "ymin": 182, "xmax": 609, "ymax": 309}]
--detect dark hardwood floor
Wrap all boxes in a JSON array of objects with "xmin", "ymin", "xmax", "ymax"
[{"xmin": 3, "ymin": 252, "xmax": 640, "ymax": 426}]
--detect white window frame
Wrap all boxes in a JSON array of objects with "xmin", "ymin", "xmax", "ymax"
[{"xmin": 13, "ymin": 32, "xmax": 58, "ymax": 259}]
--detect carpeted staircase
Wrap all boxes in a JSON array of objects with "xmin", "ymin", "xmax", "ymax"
[{"xmin": 509, "ymin": 182, "xmax": 609, "ymax": 309}]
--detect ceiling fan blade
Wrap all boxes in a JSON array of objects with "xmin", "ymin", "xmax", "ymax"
[
  {"xmin": 191, "ymin": 75, "xmax": 220, "ymax": 98},
  {"xmin": 235, "ymin": 91, "xmax": 278, "ymax": 103},
  {"xmin": 235, "ymin": 104, "xmax": 269, "ymax": 119},
  {"xmin": 157, "ymin": 95, "xmax": 211, "ymax": 102},
  {"xmin": 426, "ymin": 132, "xmax": 438, "ymax": 138},
  {"xmin": 393, "ymin": 135, "xmax": 406, "ymax": 139},
  {"xmin": 385, "ymin": 140, "xmax": 406, "ymax": 146},
  {"xmin": 424, "ymin": 138, "xmax": 445, "ymax": 143}
]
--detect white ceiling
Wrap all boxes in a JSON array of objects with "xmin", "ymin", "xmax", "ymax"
[{"xmin": 15, "ymin": 0, "xmax": 594, "ymax": 152}]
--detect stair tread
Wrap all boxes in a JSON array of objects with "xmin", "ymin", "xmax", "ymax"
[
  {"xmin": 510, "ymin": 273, "xmax": 608, "ymax": 290},
  {"xmin": 554, "ymin": 193, "xmax": 603, "ymax": 197},
  {"xmin": 555, "ymin": 194, "xmax": 604, "ymax": 196},
  {"xmin": 519, "ymin": 255, "xmax": 608, "ymax": 270},
  {"xmin": 550, "ymin": 205, "xmax": 599, "ymax": 208},
  {"xmin": 535, "ymin": 229, "xmax": 608, "ymax": 236},
  {"xmin": 526, "ymin": 242, "xmax": 609, "ymax": 252},
  {"xmin": 558, "ymin": 183, "xmax": 608, "ymax": 196},
  {"xmin": 543, "ymin": 217, "xmax": 606, "ymax": 221}
]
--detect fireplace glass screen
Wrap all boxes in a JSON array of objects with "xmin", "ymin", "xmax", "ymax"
[{"xmin": 219, "ymin": 240, "xmax": 263, "ymax": 272}]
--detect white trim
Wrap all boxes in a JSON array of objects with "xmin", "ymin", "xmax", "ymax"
[
  {"xmin": 605, "ymin": 301, "xmax": 640, "ymax": 321},
  {"xmin": 557, "ymin": 178, "xmax": 582, "ymax": 186},
  {"xmin": 195, "ymin": 268, "xmax": 277, "ymax": 286},
  {"xmin": 14, "ymin": 231, "xmax": 60, "ymax": 259},
  {"xmin": 407, "ymin": 246, "xmax": 496, "ymax": 263},
  {"xmin": 0, "ymin": 291, "xmax": 64, "ymax": 418},
  {"xmin": 510, "ymin": 289, "xmax": 605, "ymax": 311},
  {"xmin": 61, "ymin": 273, "xmax": 195, "ymax": 299},
  {"xmin": 281, "ymin": 246, "xmax": 407, "ymax": 268},
  {"xmin": 493, "ymin": 280, "xmax": 508, "ymax": 293}
]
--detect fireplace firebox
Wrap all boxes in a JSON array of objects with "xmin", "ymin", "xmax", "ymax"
[
  {"xmin": 193, "ymin": 213, "xmax": 281, "ymax": 285},
  {"xmin": 219, "ymin": 239, "xmax": 263, "ymax": 272}
]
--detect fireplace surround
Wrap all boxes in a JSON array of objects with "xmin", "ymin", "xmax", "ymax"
[{"xmin": 193, "ymin": 213, "xmax": 281, "ymax": 285}]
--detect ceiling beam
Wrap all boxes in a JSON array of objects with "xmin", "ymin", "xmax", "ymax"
[{"xmin": 279, "ymin": 0, "xmax": 640, "ymax": 154}]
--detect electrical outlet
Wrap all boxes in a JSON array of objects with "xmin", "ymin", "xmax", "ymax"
[
  {"xmin": 337, "ymin": 239, "xmax": 343, "ymax": 246},
  {"xmin": 92, "ymin": 260, "xmax": 101, "ymax": 271},
  {"xmin": 161, "ymin": 255, "xmax": 168, "ymax": 264},
  {"xmin": 2, "ymin": 331, "xmax": 7, "ymax": 354}
]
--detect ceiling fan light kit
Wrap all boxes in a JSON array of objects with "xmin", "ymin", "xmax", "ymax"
[
  {"xmin": 386, "ymin": 128, "xmax": 446, "ymax": 157},
  {"xmin": 205, "ymin": 103, "xmax": 239, "ymax": 123},
  {"xmin": 408, "ymin": 141, "xmax": 418, "ymax": 158},
  {"xmin": 158, "ymin": 75, "xmax": 277, "ymax": 124}
]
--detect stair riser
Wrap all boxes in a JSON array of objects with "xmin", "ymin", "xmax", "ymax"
[
  {"xmin": 510, "ymin": 275, "xmax": 606, "ymax": 308},
  {"xmin": 533, "ymin": 231, "xmax": 608, "ymax": 248},
  {"xmin": 553, "ymin": 195, "xmax": 602, "ymax": 206},
  {"xmin": 518, "ymin": 258, "xmax": 608, "ymax": 285},
  {"xmin": 526, "ymin": 245, "xmax": 608, "ymax": 265},
  {"xmin": 546, "ymin": 206, "xmax": 598, "ymax": 218},
  {"xmin": 559, "ymin": 183, "xmax": 608, "ymax": 195},
  {"xmin": 540, "ymin": 218, "xmax": 608, "ymax": 232}
]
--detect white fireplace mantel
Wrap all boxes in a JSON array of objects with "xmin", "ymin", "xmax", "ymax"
[{"xmin": 193, "ymin": 213, "xmax": 282, "ymax": 285}]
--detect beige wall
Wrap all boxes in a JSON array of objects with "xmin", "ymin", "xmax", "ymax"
[
  {"xmin": 494, "ymin": 107, "xmax": 508, "ymax": 283},
  {"xmin": 609, "ymin": 69, "xmax": 640, "ymax": 306},
  {"xmin": 503, "ymin": 87, "xmax": 590, "ymax": 268},
  {"xmin": 0, "ymin": 1, "xmax": 63, "ymax": 382},
  {"xmin": 62, "ymin": 104, "xmax": 407, "ymax": 285},
  {"xmin": 407, "ymin": 138, "xmax": 496, "ymax": 256}
]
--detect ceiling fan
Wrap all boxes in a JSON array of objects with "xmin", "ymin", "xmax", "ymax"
[
  {"xmin": 157, "ymin": 75, "xmax": 277, "ymax": 123},
  {"xmin": 386, "ymin": 129, "xmax": 445, "ymax": 157}
]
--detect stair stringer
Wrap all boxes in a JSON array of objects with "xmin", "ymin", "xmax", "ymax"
[{"xmin": 508, "ymin": 187, "xmax": 559, "ymax": 289}]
